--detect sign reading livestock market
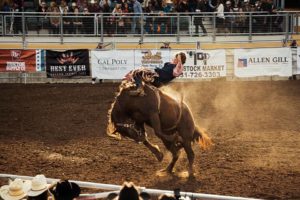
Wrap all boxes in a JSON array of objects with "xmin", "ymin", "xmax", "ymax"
[
  {"xmin": 0, "ymin": 50, "xmax": 44, "ymax": 72},
  {"xmin": 179, "ymin": 49, "xmax": 227, "ymax": 79},
  {"xmin": 46, "ymin": 49, "xmax": 90, "ymax": 78}
]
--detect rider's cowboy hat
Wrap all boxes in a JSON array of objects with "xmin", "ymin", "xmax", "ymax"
[
  {"xmin": 0, "ymin": 178, "xmax": 31, "ymax": 200},
  {"xmin": 27, "ymin": 174, "xmax": 49, "ymax": 197}
]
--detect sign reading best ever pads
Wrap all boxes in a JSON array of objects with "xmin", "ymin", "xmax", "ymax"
[
  {"xmin": 91, "ymin": 50, "xmax": 135, "ymax": 79},
  {"xmin": 234, "ymin": 48, "xmax": 292, "ymax": 77}
]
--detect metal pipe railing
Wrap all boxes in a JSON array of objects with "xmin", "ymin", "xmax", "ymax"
[{"xmin": 0, "ymin": 11, "xmax": 299, "ymax": 47}]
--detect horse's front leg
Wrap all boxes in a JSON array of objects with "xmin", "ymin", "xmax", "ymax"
[{"xmin": 143, "ymin": 138, "xmax": 163, "ymax": 162}]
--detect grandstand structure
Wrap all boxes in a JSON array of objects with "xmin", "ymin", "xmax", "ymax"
[
  {"xmin": 0, "ymin": 10, "xmax": 299, "ymax": 83},
  {"xmin": 0, "ymin": 11, "xmax": 299, "ymax": 49}
]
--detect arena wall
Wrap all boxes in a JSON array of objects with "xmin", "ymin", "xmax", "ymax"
[{"xmin": 0, "ymin": 48, "xmax": 298, "ymax": 84}]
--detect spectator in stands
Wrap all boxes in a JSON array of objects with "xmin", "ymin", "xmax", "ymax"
[
  {"xmin": 62, "ymin": 8, "xmax": 73, "ymax": 34},
  {"xmin": 241, "ymin": 0, "xmax": 251, "ymax": 33},
  {"xmin": 252, "ymin": 0, "xmax": 263, "ymax": 33},
  {"xmin": 36, "ymin": 1, "xmax": 49, "ymax": 34},
  {"xmin": 162, "ymin": 0, "xmax": 174, "ymax": 13},
  {"xmin": 72, "ymin": 5, "xmax": 84, "ymax": 34},
  {"xmin": 106, "ymin": 181, "xmax": 149, "ymax": 200},
  {"xmin": 176, "ymin": 0, "xmax": 189, "ymax": 33},
  {"xmin": 143, "ymin": 2, "xmax": 154, "ymax": 34},
  {"xmin": 101, "ymin": 0, "xmax": 114, "ymax": 35},
  {"xmin": 48, "ymin": 2, "xmax": 60, "ymax": 34},
  {"xmin": 113, "ymin": 4, "xmax": 126, "ymax": 34},
  {"xmin": 27, "ymin": 175, "xmax": 49, "ymax": 200},
  {"xmin": 122, "ymin": 3, "xmax": 131, "ymax": 33},
  {"xmin": 117, "ymin": 182, "xmax": 141, "ymax": 200},
  {"xmin": 11, "ymin": 2, "xmax": 23, "ymax": 35},
  {"xmin": 158, "ymin": 194, "xmax": 176, "ymax": 200},
  {"xmin": 215, "ymin": 0, "xmax": 225, "ymax": 33},
  {"xmin": 49, "ymin": 180, "xmax": 80, "ymax": 200},
  {"xmin": 206, "ymin": 0, "xmax": 216, "ymax": 12},
  {"xmin": 224, "ymin": 0, "xmax": 233, "ymax": 33},
  {"xmin": 261, "ymin": 0, "xmax": 275, "ymax": 32},
  {"xmin": 131, "ymin": 0, "xmax": 143, "ymax": 34},
  {"xmin": 100, "ymin": 0, "xmax": 112, "ymax": 10},
  {"xmin": 0, "ymin": 178, "xmax": 31, "ymax": 200},
  {"xmin": 154, "ymin": 11, "xmax": 167, "ymax": 34},
  {"xmin": 1, "ymin": 1, "xmax": 11, "ymax": 12},
  {"xmin": 194, "ymin": 0, "xmax": 208, "ymax": 36},
  {"xmin": 59, "ymin": 0, "xmax": 69, "ymax": 13},
  {"xmin": 89, "ymin": 0, "xmax": 101, "ymax": 12},
  {"xmin": 82, "ymin": 7, "xmax": 94, "ymax": 34},
  {"xmin": 232, "ymin": 4, "xmax": 244, "ymax": 33}
]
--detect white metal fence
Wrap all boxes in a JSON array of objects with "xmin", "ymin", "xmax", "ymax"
[{"xmin": 0, "ymin": 11, "xmax": 299, "ymax": 43}]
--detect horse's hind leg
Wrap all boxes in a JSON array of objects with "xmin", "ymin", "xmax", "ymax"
[
  {"xmin": 165, "ymin": 145, "xmax": 181, "ymax": 173},
  {"xmin": 160, "ymin": 140, "xmax": 182, "ymax": 173},
  {"xmin": 182, "ymin": 142, "xmax": 195, "ymax": 176},
  {"xmin": 143, "ymin": 138, "xmax": 164, "ymax": 162}
]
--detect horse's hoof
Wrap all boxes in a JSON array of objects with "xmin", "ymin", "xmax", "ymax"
[
  {"xmin": 174, "ymin": 171, "xmax": 190, "ymax": 178},
  {"xmin": 156, "ymin": 169, "xmax": 168, "ymax": 177},
  {"xmin": 156, "ymin": 169, "xmax": 172, "ymax": 177}
]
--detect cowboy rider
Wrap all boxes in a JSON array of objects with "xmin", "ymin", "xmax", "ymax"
[{"xmin": 127, "ymin": 52, "xmax": 187, "ymax": 96}]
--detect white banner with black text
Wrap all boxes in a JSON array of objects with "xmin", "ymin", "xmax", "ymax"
[
  {"xmin": 176, "ymin": 49, "xmax": 227, "ymax": 79},
  {"xmin": 91, "ymin": 50, "xmax": 135, "ymax": 79},
  {"xmin": 234, "ymin": 48, "xmax": 292, "ymax": 77},
  {"xmin": 296, "ymin": 47, "xmax": 300, "ymax": 74}
]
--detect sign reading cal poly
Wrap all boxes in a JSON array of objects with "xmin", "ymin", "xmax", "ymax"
[
  {"xmin": 0, "ymin": 50, "xmax": 44, "ymax": 72},
  {"xmin": 234, "ymin": 48, "xmax": 292, "ymax": 77},
  {"xmin": 91, "ymin": 50, "xmax": 135, "ymax": 79},
  {"xmin": 46, "ymin": 49, "xmax": 90, "ymax": 78}
]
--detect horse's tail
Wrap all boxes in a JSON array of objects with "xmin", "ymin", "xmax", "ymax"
[{"xmin": 193, "ymin": 126, "xmax": 213, "ymax": 150}]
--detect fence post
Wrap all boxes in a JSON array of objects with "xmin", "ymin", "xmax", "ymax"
[
  {"xmin": 176, "ymin": 13, "xmax": 180, "ymax": 43},
  {"xmin": 249, "ymin": 12, "xmax": 252, "ymax": 42},
  {"xmin": 285, "ymin": 12, "xmax": 289, "ymax": 42},
  {"xmin": 100, "ymin": 14, "xmax": 103, "ymax": 43},
  {"xmin": 213, "ymin": 13, "xmax": 216, "ymax": 43},
  {"xmin": 140, "ymin": 13, "xmax": 144, "ymax": 44},
  {"xmin": 60, "ymin": 12, "xmax": 63, "ymax": 44},
  {"xmin": 297, "ymin": 13, "xmax": 299, "ymax": 34},
  {"xmin": 22, "ymin": 12, "xmax": 26, "ymax": 49}
]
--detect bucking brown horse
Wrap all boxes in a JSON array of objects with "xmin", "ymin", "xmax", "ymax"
[{"xmin": 107, "ymin": 81, "xmax": 212, "ymax": 176}]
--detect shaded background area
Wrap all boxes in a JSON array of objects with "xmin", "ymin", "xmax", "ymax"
[{"xmin": 0, "ymin": 81, "xmax": 299, "ymax": 199}]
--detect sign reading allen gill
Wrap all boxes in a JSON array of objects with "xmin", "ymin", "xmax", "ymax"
[{"xmin": 248, "ymin": 56, "xmax": 289, "ymax": 64}]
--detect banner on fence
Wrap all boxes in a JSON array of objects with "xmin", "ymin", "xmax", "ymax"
[
  {"xmin": 0, "ymin": 50, "xmax": 44, "ymax": 72},
  {"xmin": 297, "ymin": 47, "xmax": 300, "ymax": 74},
  {"xmin": 234, "ymin": 48, "xmax": 292, "ymax": 77},
  {"xmin": 178, "ymin": 49, "xmax": 227, "ymax": 79},
  {"xmin": 91, "ymin": 50, "xmax": 135, "ymax": 79},
  {"xmin": 46, "ymin": 49, "xmax": 90, "ymax": 78},
  {"xmin": 134, "ymin": 49, "xmax": 171, "ymax": 69}
]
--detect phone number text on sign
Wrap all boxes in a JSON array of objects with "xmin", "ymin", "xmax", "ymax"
[
  {"xmin": 180, "ymin": 71, "xmax": 221, "ymax": 78},
  {"xmin": 180, "ymin": 65, "xmax": 225, "ymax": 79}
]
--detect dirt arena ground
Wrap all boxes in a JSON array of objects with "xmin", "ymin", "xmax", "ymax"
[{"xmin": 0, "ymin": 81, "xmax": 299, "ymax": 200}]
